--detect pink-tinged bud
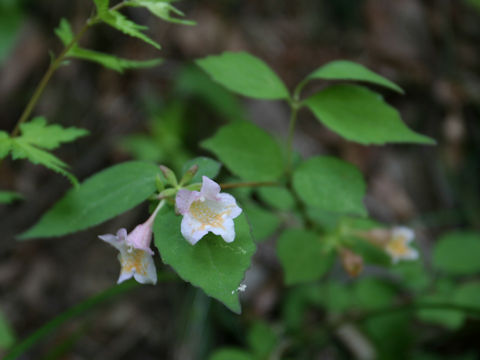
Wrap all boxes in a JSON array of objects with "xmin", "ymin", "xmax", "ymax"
[
  {"xmin": 339, "ymin": 247, "xmax": 364, "ymax": 277},
  {"xmin": 126, "ymin": 202, "xmax": 163, "ymax": 254}
]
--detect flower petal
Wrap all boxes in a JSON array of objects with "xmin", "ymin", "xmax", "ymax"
[
  {"xmin": 181, "ymin": 214, "xmax": 209, "ymax": 245},
  {"xmin": 392, "ymin": 226, "xmax": 415, "ymax": 243},
  {"xmin": 200, "ymin": 176, "xmax": 221, "ymax": 200},
  {"xmin": 176, "ymin": 189, "xmax": 201, "ymax": 215},
  {"xmin": 210, "ymin": 218, "xmax": 236, "ymax": 243},
  {"xmin": 218, "ymin": 193, "xmax": 242, "ymax": 219}
]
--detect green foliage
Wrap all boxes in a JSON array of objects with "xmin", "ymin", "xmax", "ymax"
[
  {"xmin": 202, "ymin": 121, "xmax": 285, "ymax": 181},
  {"xmin": 353, "ymin": 277, "xmax": 395, "ymax": 310},
  {"xmin": 0, "ymin": 310, "xmax": 15, "ymax": 350},
  {"xmin": 20, "ymin": 161, "xmax": 160, "ymax": 239},
  {"xmin": 93, "ymin": 0, "xmax": 109, "ymax": 16},
  {"xmin": 432, "ymin": 231, "xmax": 480, "ymax": 275},
  {"xmin": 182, "ymin": 157, "xmax": 221, "ymax": 183},
  {"xmin": 209, "ymin": 348, "xmax": 253, "ymax": 360},
  {"xmin": 0, "ymin": 117, "xmax": 88, "ymax": 184},
  {"xmin": 101, "ymin": 10, "xmax": 161, "ymax": 49},
  {"xmin": 306, "ymin": 60, "xmax": 404, "ymax": 93},
  {"xmin": 124, "ymin": 0, "xmax": 196, "ymax": 25},
  {"xmin": 121, "ymin": 101, "xmax": 190, "ymax": 169},
  {"xmin": 154, "ymin": 207, "xmax": 256, "ymax": 313},
  {"xmin": 0, "ymin": 0, "xmax": 23, "ymax": 63},
  {"xmin": 305, "ymin": 85, "xmax": 435, "ymax": 145},
  {"xmin": 293, "ymin": 156, "xmax": 367, "ymax": 216},
  {"xmin": 256, "ymin": 186, "xmax": 295, "ymax": 211},
  {"xmin": 243, "ymin": 201, "xmax": 281, "ymax": 242},
  {"xmin": 417, "ymin": 293, "xmax": 465, "ymax": 330},
  {"xmin": 246, "ymin": 321, "xmax": 278, "ymax": 359},
  {"xmin": 0, "ymin": 191, "xmax": 22, "ymax": 204},
  {"xmin": 464, "ymin": 0, "xmax": 480, "ymax": 12},
  {"xmin": 56, "ymin": 19, "xmax": 163, "ymax": 73},
  {"xmin": 196, "ymin": 52, "xmax": 290, "ymax": 100},
  {"xmin": 277, "ymin": 229, "xmax": 333, "ymax": 284},
  {"xmin": 175, "ymin": 65, "xmax": 247, "ymax": 121},
  {"xmin": 454, "ymin": 282, "xmax": 480, "ymax": 311}
]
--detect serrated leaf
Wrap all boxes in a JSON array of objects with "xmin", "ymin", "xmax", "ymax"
[
  {"xmin": 209, "ymin": 348, "xmax": 253, "ymax": 360},
  {"xmin": 306, "ymin": 60, "xmax": 403, "ymax": 93},
  {"xmin": 19, "ymin": 117, "xmax": 88, "ymax": 150},
  {"xmin": 182, "ymin": 157, "xmax": 221, "ymax": 183},
  {"xmin": 293, "ymin": 156, "xmax": 367, "ymax": 216},
  {"xmin": 202, "ymin": 121, "xmax": 285, "ymax": 181},
  {"xmin": 20, "ymin": 161, "xmax": 160, "ymax": 239},
  {"xmin": 432, "ymin": 231, "xmax": 480, "ymax": 275},
  {"xmin": 125, "ymin": 0, "xmax": 195, "ymax": 25},
  {"xmin": 0, "ymin": 131, "xmax": 11, "ymax": 158},
  {"xmin": 257, "ymin": 186, "xmax": 295, "ymax": 211},
  {"xmin": 304, "ymin": 85, "xmax": 435, "ymax": 145},
  {"xmin": 72, "ymin": 47, "xmax": 163, "ymax": 72},
  {"xmin": 102, "ymin": 10, "xmax": 161, "ymax": 49},
  {"xmin": 93, "ymin": 0, "xmax": 109, "ymax": 16},
  {"xmin": 154, "ymin": 207, "xmax": 255, "ymax": 313},
  {"xmin": 277, "ymin": 229, "xmax": 334, "ymax": 285},
  {"xmin": 196, "ymin": 52, "xmax": 290, "ymax": 100},
  {"xmin": 243, "ymin": 201, "xmax": 280, "ymax": 242},
  {"xmin": 10, "ymin": 140, "xmax": 78, "ymax": 185},
  {"xmin": 0, "ymin": 191, "xmax": 22, "ymax": 204},
  {"xmin": 55, "ymin": 18, "xmax": 163, "ymax": 72}
]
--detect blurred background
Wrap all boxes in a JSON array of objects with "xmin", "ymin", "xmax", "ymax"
[{"xmin": 1, "ymin": 0, "xmax": 480, "ymax": 359}]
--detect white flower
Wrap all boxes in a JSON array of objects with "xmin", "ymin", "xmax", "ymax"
[
  {"xmin": 99, "ymin": 228, "xmax": 157, "ymax": 284},
  {"xmin": 175, "ymin": 176, "xmax": 242, "ymax": 245},
  {"xmin": 385, "ymin": 226, "xmax": 419, "ymax": 264}
]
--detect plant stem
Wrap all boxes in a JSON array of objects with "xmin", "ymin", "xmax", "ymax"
[
  {"xmin": 220, "ymin": 181, "xmax": 279, "ymax": 190},
  {"xmin": 286, "ymin": 105, "xmax": 299, "ymax": 173},
  {"xmin": 11, "ymin": 22, "xmax": 90, "ymax": 137}
]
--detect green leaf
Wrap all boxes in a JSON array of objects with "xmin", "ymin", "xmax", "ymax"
[
  {"xmin": 323, "ymin": 281, "xmax": 352, "ymax": 313},
  {"xmin": 350, "ymin": 236, "xmax": 391, "ymax": 266},
  {"xmin": 20, "ymin": 161, "xmax": 160, "ymax": 239},
  {"xmin": 277, "ymin": 229, "xmax": 334, "ymax": 285},
  {"xmin": 18, "ymin": 117, "xmax": 88, "ymax": 150},
  {"xmin": 353, "ymin": 278, "xmax": 396, "ymax": 310},
  {"xmin": 257, "ymin": 186, "xmax": 295, "ymax": 211},
  {"xmin": 432, "ymin": 231, "xmax": 480, "ymax": 275},
  {"xmin": 202, "ymin": 121, "xmax": 285, "ymax": 181},
  {"xmin": 196, "ymin": 52, "xmax": 290, "ymax": 100},
  {"xmin": 55, "ymin": 19, "xmax": 163, "ymax": 73},
  {"xmin": 417, "ymin": 293, "xmax": 465, "ymax": 330},
  {"xmin": 209, "ymin": 348, "xmax": 253, "ymax": 360},
  {"xmin": 0, "ymin": 131, "xmax": 11, "ymax": 158},
  {"xmin": 0, "ymin": 310, "xmax": 15, "ymax": 350},
  {"xmin": 304, "ymin": 85, "xmax": 435, "ymax": 145},
  {"xmin": 247, "ymin": 321, "xmax": 278, "ymax": 358},
  {"xmin": 0, "ymin": 191, "xmax": 22, "ymax": 204},
  {"xmin": 154, "ymin": 207, "xmax": 256, "ymax": 313},
  {"xmin": 102, "ymin": 10, "xmax": 161, "ymax": 49},
  {"xmin": 454, "ymin": 282, "xmax": 480, "ymax": 311},
  {"xmin": 125, "ymin": 0, "xmax": 195, "ymax": 25},
  {"xmin": 10, "ymin": 140, "xmax": 78, "ymax": 185},
  {"xmin": 306, "ymin": 60, "xmax": 403, "ymax": 93},
  {"xmin": 182, "ymin": 157, "xmax": 221, "ymax": 183},
  {"xmin": 243, "ymin": 202, "xmax": 280, "ymax": 242},
  {"xmin": 293, "ymin": 156, "xmax": 367, "ymax": 216},
  {"xmin": 93, "ymin": 0, "xmax": 109, "ymax": 16},
  {"xmin": 70, "ymin": 47, "xmax": 162, "ymax": 72}
]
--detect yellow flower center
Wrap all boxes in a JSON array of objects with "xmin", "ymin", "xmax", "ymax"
[
  {"xmin": 386, "ymin": 236, "xmax": 410, "ymax": 256},
  {"xmin": 190, "ymin": 199, "xmax": 228, "ymax": 230},
  {"xmin": 121, "ymin": 249, "xmax": 148, "ymax": 276}
]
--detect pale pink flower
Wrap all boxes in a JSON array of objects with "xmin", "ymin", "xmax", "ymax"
[
  {"xmin": 125, "ymin": 203, "xmax": 162, "ymax": 255},
  {"xmin": 175, "ymin": 176, "xmax": 242, "ymax": 245},
  {"xmin": 99, "ymin": 228, "xmax": 157, "ymax": 285}
]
